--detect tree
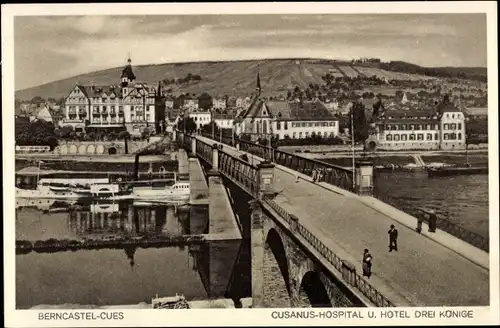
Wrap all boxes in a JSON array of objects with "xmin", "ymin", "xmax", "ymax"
[
  {"xmin": 107, "ymin": 132, "xmax": 117, "ymax": 141},
  {"xmin": 349, "ymin": 101, "xmax": 369, "ymax": 144},
  {"xmin": 31, "ymin": 96, "xmax": 45, "ymax": 106},
  {"xmin": 118, "ymin": 131, "xmax": 130, "ymax": 140},
  {"xmin": 15, "ymin": 119, "xmax": 58, "ymax": 150},
  {"xmin": 56, "ymin": 125, "xmax": 75, "ymax": 139},
  {"xmin": 176, "ymin": 117, "xmax": 197, "ymax": 134},
  {"xmin": 198, "ymin": 92, "xmax": 213, "ymax": 110}
]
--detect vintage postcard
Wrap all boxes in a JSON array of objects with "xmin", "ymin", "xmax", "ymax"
[{"xmin": 2, "ymin": 1, "xmax": 499, "ymax": 327}]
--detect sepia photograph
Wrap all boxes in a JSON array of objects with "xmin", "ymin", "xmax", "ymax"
[{"xmin": 3, "ymin": 2, "xmax": 498, "ymax": 327}]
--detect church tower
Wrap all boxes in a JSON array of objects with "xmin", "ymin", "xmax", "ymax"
[{"xmin": 121, "ymin": 55, "xmax": 136, "ymax": 88}]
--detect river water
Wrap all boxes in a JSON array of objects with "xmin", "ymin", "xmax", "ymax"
[
  {"xmin": 14, "ymin": 162, "xmax": 489, "ymax": 308},
  {"xmin": 373, "ymin": 171, "xmax": 489, "ymax": 238},
  {"xmin": 15, "ymin": 200, "xmax": 250, "ymax": 309}
]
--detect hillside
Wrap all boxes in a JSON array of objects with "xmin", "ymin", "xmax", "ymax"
[{"xmin": 15, "ymin": 58, "xmax": 486, "ymax": 101}]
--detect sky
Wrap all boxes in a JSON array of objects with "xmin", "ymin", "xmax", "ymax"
[{"xmin": 14, "ymin": 14, "xmax": 487, "ymax": 90}]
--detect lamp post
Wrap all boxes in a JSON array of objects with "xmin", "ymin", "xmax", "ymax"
[
  {"xmin": 350, "ymin": 108, "xmax": 355, "ymax": 190},
  {"xmin": 183, "ymin": 108, "xmax": 186, "ymax": 134}
]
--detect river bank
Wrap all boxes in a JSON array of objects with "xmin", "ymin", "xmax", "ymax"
[
  {"xmin": 16, "ymin": 158, "xmax": 178, "ymax": 172},
  {"xmin": 319, "ymin": 153, "xmax": 489, "ymax": 169}
]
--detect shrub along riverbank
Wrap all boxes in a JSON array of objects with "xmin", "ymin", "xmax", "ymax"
[{"xmin": 16, "ymin": 235, "xmax": 206, "ymax": 255}]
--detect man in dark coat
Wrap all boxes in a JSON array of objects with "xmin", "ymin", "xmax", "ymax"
[
  {"xmin": 428, "ymin": 210, "xmax": 437, "ymax": 233},
  {"xmin": 388, "ymin": 224, "xmax": 398, "ymax": 252},
  {"xmin": 362, "ymin": 249, "xmax": 373, "ymax": 278}
]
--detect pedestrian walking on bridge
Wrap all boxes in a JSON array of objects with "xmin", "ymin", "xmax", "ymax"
[
  {"xmin": 388, "ymin": 224, "xmax": 398, "ymax": 252},
  {"xmin": 362, "ymin": 249, "xmax": 373, "ymax": 278}
]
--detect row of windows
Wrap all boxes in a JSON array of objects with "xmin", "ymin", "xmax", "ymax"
[
  {"xmin": 385, "ymin": 124, "xmax": 439, "ymax": 131},
  {"xmin": 386, "ymin": 132, "xmax": 463, "ymax": 141},
  {"xmin": 68, "ymin": 96, "xmax": 154, "ymax": 104},
  {"xmin": 90, "ymin": 105, "xmax": 148, "ymax": 112},
  {"xmin": 445, "ymin": 113, "xmax": 463, "ymax": 119},
  {"xmin": 443, "ymin": 123, "xmax": 462, "ymax": 130},
  {"xmin": 443, "ymin": 133, "xmax": 463, "ymax": 140},
  {"xmin": 386, "ymin": 133, "xmax": 438, "ymax": 141},
  {"xmin": 91, "ymin": 118, "xmax": 125, "ymax": 123},
  {"xmin": 291, "ymin": 131, "xmax": 336, "ymax": 139},
  {"xmin": 275, "ymin": 121, "xmax": 337, "ymax": 130},
  {"xmin": 191, "ymin": 116, "xmax": 210, "ymax": 122}
]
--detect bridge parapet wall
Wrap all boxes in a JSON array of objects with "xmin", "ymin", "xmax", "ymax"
[
  {"xmin": 261, "ymin": 199, "xmax": 394, "ymax": 307},
  {"xmin": 177, "ymin": 131, "xmax": 393, "ymax": 307}
]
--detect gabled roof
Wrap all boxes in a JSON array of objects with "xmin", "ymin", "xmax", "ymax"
[
  {"xmin": 384, "ymin": 110, "xmax": 437, "ymax": 118},
  {"xmin": 77, "ymin": 85, "xmax": 119, "ymax": 98}
]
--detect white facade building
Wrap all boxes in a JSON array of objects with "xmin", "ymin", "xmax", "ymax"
[
  {"xmin": 234, "ymin": 90, "xmax": 339, "ymax": 141},
  {"xmin": 183, "ymin": 99, "xmax": 199, "ymax": 111},
  {"xmin": 214, "ymin": 114, "xmax": 234, "ymax": 129},
  {"xmin": 369, "ymin": 102, "xmax": 466, "ymax": 150},
  {"xmin": 62, "ymin": 57, "xmax": 160, "ymax": 135},
  {"xmin": 213, "ymin": 98, "xmax": 227, "ymax": 111},
  {"xmin": 188, "ymin": 110, "xmax": 211, "ymax": 129}
]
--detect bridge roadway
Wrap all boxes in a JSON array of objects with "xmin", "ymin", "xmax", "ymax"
[{"xmin": 197, "ymin": 135, "xmax": 489, "ymax": 306}]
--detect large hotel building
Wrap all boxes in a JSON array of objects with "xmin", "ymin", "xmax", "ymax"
[
  {"xmin": 62, "ymin": 58, "xmax": 164, "ymax": 135},
  {"xmin": 368, "ymin": 100, "xmax": 467, "ymax": 150}
]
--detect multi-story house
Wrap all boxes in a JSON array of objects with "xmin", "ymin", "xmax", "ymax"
[
  {"xmin": 234, "ymin": 75, "xmax": 339, "ymax": 141},
  {"xmin": 236, "ymin": 97, "xmax": 252, "ymax": 109},
  {"xmin": 368, "ymin": 99, "xmax": 466, "ymax": 150},
  {"xmin": 62, "ymin": 57, "xmax": 163, "ymax": 135},
  {"xmin": 214, "ymin": 114, "xmax": 234, "ymax": 130},
  {"xmin": 188, "ymin": 110, "xmax": 212, "ymax": 130},
  {"xmin": 213, "ymin": 97, "xmax": 227, "ymax": 111},
  {"xmin": 183, "ymin": 97, "xmax": 199, "ymax": 111}
]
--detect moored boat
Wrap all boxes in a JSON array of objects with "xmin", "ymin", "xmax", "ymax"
[
  {"xmin": 427, "ymin": 165, "xmax": 488, "ymax": 178},
  {"xmin": 132, "ymin": 181, "xmax": 190, "ymax": 201}
]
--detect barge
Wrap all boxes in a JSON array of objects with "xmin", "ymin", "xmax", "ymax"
[{"xmin": 427, "ymin": 166, "xmax": 488, "ymax": 178}]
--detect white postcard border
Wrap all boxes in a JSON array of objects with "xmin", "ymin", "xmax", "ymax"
[{"xmin": 2, "ymin": 2, "xmax": 499, "ymax": 327}]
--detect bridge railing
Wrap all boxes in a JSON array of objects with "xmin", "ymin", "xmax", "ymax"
[
  {"xmin": 374, "ymin": 191, "xmax": 489, "ymax": 252},
  {"xmin": 199, "ymin": 133, "xmax": 354, "ymax": 192},
  {"xmin": 181, "ymin": 131, "xmax": 260, "ymax": 196},
  {"xmin": 264, "ymin": 198, "xmax": 395, "ymax": 307},
  {"xmin": 181, "ymin": 131, "xmax": 394, "ymax": 306}
]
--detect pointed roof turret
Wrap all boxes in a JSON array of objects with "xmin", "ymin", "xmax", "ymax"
[
  {"xmin": 256, "ymin": 71, "xmax": 261, "ymax": 94},
  {"xmin": 121, "ymin": 55, "xmax": 136, "ymax": 82}
]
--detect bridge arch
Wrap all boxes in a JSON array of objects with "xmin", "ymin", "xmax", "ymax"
[
  {"xmin": 265, "ymin": 228, "xmax": 291, "ymax": 295},
  {"xmin": 299, "ymin": 271, "xmax": 332, "ymax": 307}
]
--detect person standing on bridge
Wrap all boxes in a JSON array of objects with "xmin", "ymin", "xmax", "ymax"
[
  {"xmin": 428, "ymin": 210, "xmax": 437, "ymax": 233},
  {"xmin": 388, "ymin": 224, "xmax": 398, "ymax": 252},
  {"xmin": 362, "ymin": 249, "xmax": 373, "ymax": 278}
]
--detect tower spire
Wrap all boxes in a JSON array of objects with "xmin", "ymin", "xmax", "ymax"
[{"xmin": 256, "ymin": 70, "xmax": 261, "ymax": 95}]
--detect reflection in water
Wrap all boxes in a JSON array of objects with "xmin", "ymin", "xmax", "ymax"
[
  {"xmin": 16, "ymin": 199, "xmax": 250, "ymax": 308},
  {"xmin": 16, "ymin": 199, "xmax": 205, "ymax": 241}
]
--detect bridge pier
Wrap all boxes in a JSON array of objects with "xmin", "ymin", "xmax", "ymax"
[
  {"xmin": 249, "ymin": 200, "xmax": 265, "ymax": 308},
  {"xmin": 355, "ymin": 160, "xmax": 374, "ymax": 196},
  {"xmin": 257, "ymin": 162, "xmax": 275, "ymax": 199}
]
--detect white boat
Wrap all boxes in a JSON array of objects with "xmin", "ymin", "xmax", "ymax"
[
  {"xmin": 132, "ymin": 181, "xmax": 190, "ymax": 201},
  {"xmin": 15, "ymin": 178, "xmax": 112, "ymax": 199}
]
